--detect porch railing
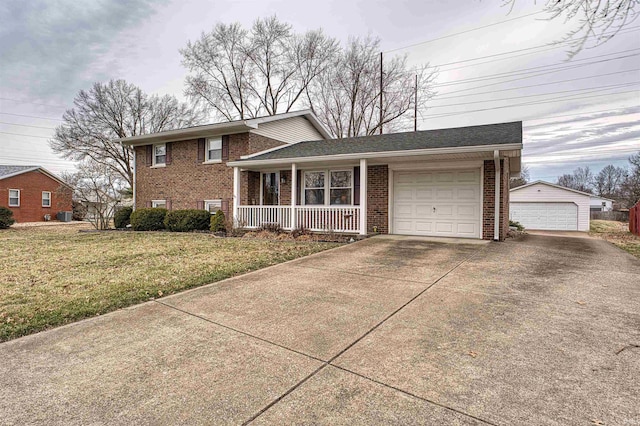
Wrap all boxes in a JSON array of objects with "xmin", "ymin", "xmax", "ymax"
[{"xmin": 237, "ymin": 205, "xmax": 361, "ymax": 233}]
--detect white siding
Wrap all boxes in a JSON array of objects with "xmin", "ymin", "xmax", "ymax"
[
  {"xmin": 590, "ymin": 197, "xmax": 613, "ymax": 211},
  {"xmin": 251, "ymin": 116, "xmax": 324, "ymax": 143},
  {"xmin": 510, "ymin": 182, "xmax": 590, "ymax": 231}
]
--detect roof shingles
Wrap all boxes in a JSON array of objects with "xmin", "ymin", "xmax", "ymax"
[{"xmin": 0, "ymin": 165, "xmax": 39, "ymax": 180}]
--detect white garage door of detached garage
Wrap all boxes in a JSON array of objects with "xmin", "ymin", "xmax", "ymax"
[
  {"xmin": 393, "ymin": 169, "xmax": 481, "ymax": 238},
  {"xmin": 510, "ymin": 202, "xmax": 578, "ymax": 231}
]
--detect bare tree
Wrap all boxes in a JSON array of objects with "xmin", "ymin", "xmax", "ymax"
[
  {"xmin": 594, "ymin": 164, "xmax": 627, "ymax": 198},
  {"xmin": 182, "ymin": 16, "xmax": 339, "ymax": 121},
  {"xmin": 510, "ymin": 165, "xmax": 530, "ymax": 188},
  {"xmin": 62, "ymin": 160, "xmax": 127, "ymax": 230},
  {"xmin": 50, "ymin": 79, "xmax": 204, "ymax": 188},
  {"xmin": 305, "ymin": 36, "xmax": 437, "ymax": 137},
  {"xmin": 557, "ymin": 166, "xmax": 594, "ymax": 193},
  {"xmin": 621, "ymin": 152, "xmax": 640, "ymax": 207},
  {"xmin": 505, "ymin": 0, "xmax": 639, "ymax": 58}
]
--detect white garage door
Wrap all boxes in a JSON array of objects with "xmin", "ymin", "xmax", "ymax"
[
  {"xmin": 393, "ymin": 169, "xmax": 481, "ymax": 238},
  {"xmin": 510, "ymin": 202, "xmax": 578, "ymax": 231}
]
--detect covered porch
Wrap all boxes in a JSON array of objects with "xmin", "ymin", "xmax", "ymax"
[{"xmin": 231, "ymin": 160, "xmax": 369, "ymax": 235}]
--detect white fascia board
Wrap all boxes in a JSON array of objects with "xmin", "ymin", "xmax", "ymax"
[
  {"xmin": 0, "ymin": 167, "xmax": 40, "ymax": 181},
  {"xmin": 228, "ymin": 143, "xmax": 523, "ymax": 168},
  {"xmin": 118, "ymin": 122, "xmax": 258, "ymax": 146},
  {"xmin": 509, "ymin": 180, "xmax": 593, "ymax": 197}
]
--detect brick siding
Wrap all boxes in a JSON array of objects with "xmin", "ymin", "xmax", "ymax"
[
  {"xmin": 0, "ymin": 170, "xmax": 72, "ymax": 222},
  {"xmin": 367, "ymin": 165, "xmax": 389, "ymax": 234},
  {"xmin": 482, "ymin": 159, "xmax": 509, "ymax": 241}
]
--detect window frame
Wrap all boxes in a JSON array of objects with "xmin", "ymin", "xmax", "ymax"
[
  {"xmin": 302, "ymin": 169, "xmax": 353, "ymax": 206},
  {"xmin": 204, "ymin": 137, "xmax": 223, "ymax": 163},
  {"xmin": 204, "ymin": 199, "xmax": 222, "ymax": 214},
  {"xmin": 151, "ymin": 200, "xmax": 166, "ymax": 208},
  {"xmin": 42, "ymin": 191, "xmax": 51, "ymax": 208},
  {"xmin": 152, "ymin": 143, "xmax": 166, "ymax": 167},
  {"xmin": 8, "ymin": 189, "xmax": 20, "ymax": 207}
]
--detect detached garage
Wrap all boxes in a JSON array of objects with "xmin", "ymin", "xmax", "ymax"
[{"xmin": 509, "ymin": 181, "xmax": 591, "ymax": 231}]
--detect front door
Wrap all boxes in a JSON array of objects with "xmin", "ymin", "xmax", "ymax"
[{"xmin": 262, "ymin": 173, "xmax": 279, "ymax": 205}]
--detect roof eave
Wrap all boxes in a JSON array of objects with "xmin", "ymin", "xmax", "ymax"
[
  {"xmin": 228, "ymin": 143, "xmax": 523, "ymax": 168},
  {"xmin": 118, "ymin": 122, "xmax": 258, "ymax": 147},
  {"xmin": 509, "ymin": 180, "xmax": 593, "ymax": 197}
]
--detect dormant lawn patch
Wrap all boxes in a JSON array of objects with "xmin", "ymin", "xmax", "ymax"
[
  {"xmin": 0, "ymin": 224, "xmax": 340, "ymax": 341},
  {"xmin": 590, "ymin": 220, "xmax": 640, "ymax": 259}
]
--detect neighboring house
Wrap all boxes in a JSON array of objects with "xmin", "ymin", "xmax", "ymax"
[
  {"xmin": 590, "ymin": 195, "xmax": 614, "ymax": 212},
  {"xmin": 119, "ymin": 111, "xmax": 523, "ymax": 241},
  {"xmin": 0, "ymin": 165, "xmax": 73, "ymax": 222},
  {"xmin": 509, "ymin": 181, "xmax": 591, "ymax": 231}
]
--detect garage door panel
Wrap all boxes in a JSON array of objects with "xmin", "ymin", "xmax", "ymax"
[
  {"xmin": 393, "ymin": 169, "xmax": 480, "ymax": 238},
  {"xmin": 510, "ymin": 202, "xmax": 577, "ymax": 231}
]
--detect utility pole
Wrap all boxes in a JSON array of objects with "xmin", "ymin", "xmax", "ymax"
[
  {"xmin": 379, "ymin": 52, "xmax": 383, "ymax": 135},
  {"xmin": 414, "ymin": 74, "xmax": 418, "ymax": 132}
]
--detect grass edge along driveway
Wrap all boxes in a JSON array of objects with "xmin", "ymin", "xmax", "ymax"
[{"xmin": 0, "ymin": 225, "xmax": 341, "ymax": 342}]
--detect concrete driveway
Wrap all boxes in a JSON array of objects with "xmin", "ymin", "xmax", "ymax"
[{"xmin": 1, "ymin": 234, "xmax": 638, "ymax": 425}]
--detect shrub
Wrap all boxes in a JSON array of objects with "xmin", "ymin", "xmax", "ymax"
[
  {"xmin": 164, "ymin": 209, "xmax": 211, "ymax": 232},
  {"xmin": 0, "ymin": 206, "xmax": 15, "ymax": 229},
  {"xmin": 509, "ymin": 220, "xmax": 524, "ymax": 231},
  {"xmin": 114, "ymin": 206, "xmax": 133, "ymax": 229},
  {"xmin": 210, "ymin": 210, "xmax": 226, "ymax": 232},
  {"xmin": 71, "ymin": 201, "xmax": 87, "ymax": 221},
  {"xmin": 258, "ymin": 222, "xmax": 283, "ymax": 233},
  {"xmin": 130, "ymin": 208, "xmax": 167, "ymax": 231}
]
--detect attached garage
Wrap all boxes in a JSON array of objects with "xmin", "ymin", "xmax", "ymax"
[
  {"xmin": 509, "ymin": 181, "xmax": 591, "ymax": 232},
  {"xmin": 393, "ymin": 169, "xmax": 481, "ymax": 238}
]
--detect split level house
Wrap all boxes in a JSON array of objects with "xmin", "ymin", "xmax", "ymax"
[
  {"xmin": 0, "ymin": 165, "xmax": 73, "ymax": 222},
  {"xmin": 118, "ymin": 110, "xmax": 523, "ymax": 241}
]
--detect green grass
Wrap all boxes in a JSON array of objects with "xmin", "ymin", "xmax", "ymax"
[
  {"xmin": 590, "ymin": 220, "xmax": 640, "ymax": 259},
  {"xmin": 0, "ymin": 224, "xmax": 341, "ymax": 342}
]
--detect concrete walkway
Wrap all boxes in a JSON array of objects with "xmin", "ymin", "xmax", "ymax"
[{"xmin": 1, "ymin": 234, "xmax": 638, "ymax": 425}]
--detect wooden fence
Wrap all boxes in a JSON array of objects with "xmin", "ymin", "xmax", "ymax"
[{"xmin": 630, "ymin": 201, "xmax": 640, "ymax": 236}]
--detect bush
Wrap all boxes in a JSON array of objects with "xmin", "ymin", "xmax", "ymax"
[
  {"xmin": 71, "ymin": 201, "xmax": 87, "ymax": 221},
  {"xmin": 258, "ymin": 222, "xmax": 283, "ymax": 233},
  {"xmin": 210, "ymin": 210, "xmax": 226, "ymax": 232},
  {"xmin": 509, "ymin": 220, "xmax": 524, "ymax": 231},
  {"xmin": 0, "ymin": 206, "xmax": 15, "ymax": 229},
  {"xmin": 114, "ymin": 206, "xmax": 133, "ymax": 229},
  {"xmin": 130, "ymin": 208, "xmax": 167, "ymax": 231},
  {"xmin": 164, "ymin": 209, "xmax": 211, "ymax": 232}
]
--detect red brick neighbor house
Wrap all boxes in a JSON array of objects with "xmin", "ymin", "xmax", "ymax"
[
  {"xmin": 119, "ymin": 110, "xmax": 522, "ymax": 241},
  {"xmin": 0, "ymin": 165, "xmax": 73, "ymax": 223}
]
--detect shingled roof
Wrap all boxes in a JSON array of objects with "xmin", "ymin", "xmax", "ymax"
[
  {"xmin": 0, "ymin": 165, "xmax": 40, "ymax": 180},
  {"xmin": 237, "ymin": 121, "xmax": 522, "ymax": 162}
]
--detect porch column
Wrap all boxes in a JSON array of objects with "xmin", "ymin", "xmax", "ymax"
[
  {"xmin": 233, "ymin": 166, "xmax": 240, "ymax": 228},
  {"xmin": 359, "ymin": 159, "xmax": 367, "ymax": 235},
  {"xmin": 291, "ymin": 163, "xmax": 297, "ymax": 230}
]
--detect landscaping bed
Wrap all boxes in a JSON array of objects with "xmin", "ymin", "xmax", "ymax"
[{"xmin": 0, "ymin": 223, "xmax": 342, "ymax": 342}]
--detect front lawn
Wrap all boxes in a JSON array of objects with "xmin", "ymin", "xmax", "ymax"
[
  {"xmin": 590, "ymin": 220, "xmax": 640, "ymax": 259},
  {"xmin": 0, "ymin": 224, "xmax": 341, "ymax": 342}
]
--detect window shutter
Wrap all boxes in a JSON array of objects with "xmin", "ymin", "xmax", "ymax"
[
  {"xmin": 221, "ymin": 135, "xmax": 230, "ymax": 161},
  {"xmin": 145, "ymin": 201, "xmax": 152, "ymax": 208},
  {"xmin": 353, "ymin": 166, "xmax": 360, "ymax": 206},
  {"xmin": 165, "ymin": 143, "xmax": 172, "ymax": 165},
  {"xmin": 221, "ymin": 200, "xmax": 229, "ymax": 218},
  {"xmin": 146, "ymin": 145, "xmax": 153, "ymax": 166},
  {"xmin": 197, "ymin": 200, "xmax": 204, "ymax": 210},
  {"xmin": 166, "ymin": 199, "xmax": 172, "ymax": 211},
  {"xmin": 197, "ymin": 138, "xmax": 205, "ymax": 162}
]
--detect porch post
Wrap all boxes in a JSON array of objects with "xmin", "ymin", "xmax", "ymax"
[
  {"xmin": 291, "ymin": 163, "xmax": 297, "ymax": 230},
  {"xmin": 233, "ymin": 166, "xmax": 240, "ymax": 227},
  {"xmin": 359, "ymin": 159, "xmax": 367, "ymax": 235}
]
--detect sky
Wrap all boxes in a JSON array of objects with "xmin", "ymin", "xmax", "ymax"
[{"xmin": 0, "ymin": 0, "xmax": 638, "ymax": 182}]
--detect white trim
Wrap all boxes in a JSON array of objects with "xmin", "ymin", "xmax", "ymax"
[
  {"xmin": 8, "ymin": 189, "xmax": 20, "ymax": 207},
  {"xmin": 0, "ymin": 167, "xmax": 39, "ymax": 181},
  {"xmin": 480, "ymin": 163, "xmax": 484, "ymax": 240},
  {"xmin": 359, "ymin": 159, "xmax": 367, "ymax": 235},
  {"xmin": 228, "ymin": 143, "xmax": 522, "ymax": 167},
  {"xmin": 202, "ymin": 160, "xmax": 223, "ymax": 165},
  {"xmin": 301, "ymin": 169, "xmax": 354, "ymax": 206},
  {"xmin": 233, "ymin": 167, "xmax": 240, "ymax": 226},
  {"xmin": 151, "ymin": 200, "xmax": 166, "ymax": 208},
  {"xmin": 42, "ymin": 191, "xmax": 51, "ymax": 208},
  {"xmin": 509, "ymin": 180, "xmax": 594, "ymax": 197},
  {"xmin": 204, "ymin": 199, "xmax": 222, "ymax": 213},
  {"xmin": 291, "ymin": 163, "xmax": 297, "ymax": 230},
  {"xmin": 494, "ymin": 150, "xmax": 500, "ymax": 241},
  {"xmin": 388, "ymin": 160, "xmax": 484, "ymax": 171},
  {"xmin": 152, "ymin": 143, "xmax": 166, "ymax": 167},
  {"xmin": 206, "ymin": 137, "xmax": 223, "ymax": 162},
  {"xmin": 388, "ymin": 168, "xmax": 394, "ymax": 234}
]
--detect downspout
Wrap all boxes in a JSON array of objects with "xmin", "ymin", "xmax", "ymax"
[{"xmin": 494, "ymin": 150, "xmax": 500, "ymax": 241}]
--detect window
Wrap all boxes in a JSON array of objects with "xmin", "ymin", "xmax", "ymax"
[
  {"xmin": 153, "ymin": 144, "xmax": 166, "ymax": 166},
  {"xmin": 8, "ymin": 189, "xmax": 20, "ymax": 207},
  {"xmin": 206, "ymin": 137, "xmax": 222, "ymax": 162},
  {"xmin": 303, "ymin": 170, "xmax": 353, "ymax": 206},
  {"xmin": 42, "ymin": 191, "xmax": 51, "ymax": 207},
  {"xmin": 151, "ymin": 200, "xmax": 166, "ymax": 208},
  {"xmin": 204, "ymin": 200, "xmax": 222, "ymax": 214},
  {"xmin": 304, "ymin": 171, "xmax": 325, "ymax": 205}
]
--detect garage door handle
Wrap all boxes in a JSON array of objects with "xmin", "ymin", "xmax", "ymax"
[{"xmin": 433, "ymin": 207, "xmax": 436, "ymax": 212}]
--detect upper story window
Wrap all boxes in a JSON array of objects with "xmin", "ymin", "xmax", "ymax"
[
  {"xmin": 42, "ymin": 191, "xmax": 51, "ymax": 207},
  {"xmin": 8, "ymin": 189, "xmax": 20, "ymax": 207},
  {"xmin": 207, "ymin": 137, "xmax": 222, "ymax": 162},
  {"xmin": 153, "ymin": 144, "xmax": 166, "ymax": 166},
  {"xmin": 303, "ymin": 170, "xmax": 353, "ymax": 206}
]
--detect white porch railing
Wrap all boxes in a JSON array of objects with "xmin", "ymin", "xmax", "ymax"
[{"xmin": 237, "ymin": 205, "xmax": 361, "ymax": 233}]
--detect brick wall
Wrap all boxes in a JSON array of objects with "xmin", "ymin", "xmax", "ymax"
[
  {"xmin": 482, "ymin": 159, "xmax": 509, "ymax": 241},
  {"xmin": 367, "ymin": 165, "xmax": 388, "ymax": 234},
  {"xmin": 0, "ymin": 170, "xmax": 72, "ymax": 222},
  {"xmin": 134, "ymin": 132, "xmax": 284, "ymax": 212}
]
